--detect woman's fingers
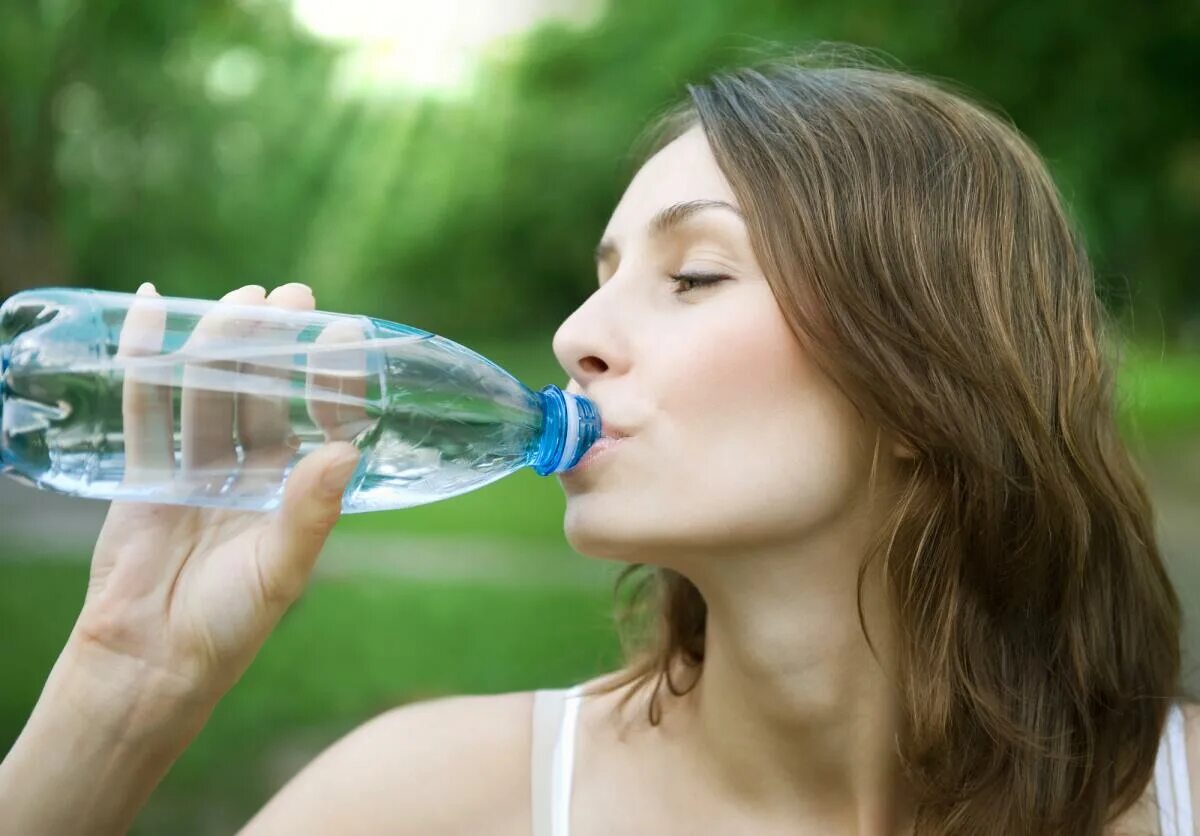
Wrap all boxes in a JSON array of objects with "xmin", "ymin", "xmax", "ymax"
[
  {"xmin": 256, "ymin": 441, "xmax": 360, "ymax": 606},
  {"xmin": 118, "ymin": 283, "xmax": 174, "ymax": 485},
  {"xmin": 235, "ymin": 284, "xmax": 316, "ymax": 492},
  {"xmin": 179, "ymin": 286, "xmax": 267, "ymax": 485},
  {"xmin": 119, "ymin": 283, "xmax": 371, "ymax": 505},
  {"xmin": 306, "ymin": 319, "xmax": 373, "ymax": 443}
]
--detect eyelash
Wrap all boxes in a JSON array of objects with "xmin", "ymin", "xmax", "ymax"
[{"xmin": 669, "ymin": 272, "xmax": 729, "ymax": 294}]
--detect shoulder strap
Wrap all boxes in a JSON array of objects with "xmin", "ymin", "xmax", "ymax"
[
  {"xmin": 531, "ymin": 687, "xmax": 583, "ymax": 836},
  {"xmin": 1154, "ymin": 702, "xmax": 1194, "ymax": 836}
]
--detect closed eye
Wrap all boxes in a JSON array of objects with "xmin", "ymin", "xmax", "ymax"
[{"xmin": 669, "ymin": 272, "xmax": 730, "ymax": 294}]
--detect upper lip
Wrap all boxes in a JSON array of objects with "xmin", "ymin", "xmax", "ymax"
[
  {"xmin": 600, "ymin": 422, "xmax": 633, "ymax": 440},
  {"xmin": 577, "ymin": 393, "xmax": 633, "ymax": 438}
]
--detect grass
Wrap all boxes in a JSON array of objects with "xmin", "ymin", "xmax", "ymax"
[
  {"xmin": 338, "ymin": 466, "xmax": 568, "ymax": 541},
  {"xmin": 0, "ymin": 559, "xmax": 623, "ymax": 835}
]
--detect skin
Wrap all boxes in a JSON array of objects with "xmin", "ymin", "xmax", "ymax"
[
  {"xmin": 0, "ymin": 283, "xmax": 366, "ymax": 834},
  {"xmin": 552, "ymin": 124, "xmax": 919, "ymax": 833}
]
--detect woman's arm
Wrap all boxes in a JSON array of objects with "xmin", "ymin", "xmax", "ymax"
[
  {"xmin": 0, "ymin": 634, "xmax": 216, "ymax": 835},
  {"xmin": 0, "ymin": 283, "xmax": 362, "ymax": 834}
]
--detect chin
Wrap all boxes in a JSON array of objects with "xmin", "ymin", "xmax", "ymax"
[
  {"xmin": 562, "ymin": 505, "xmax": 704, "ymax": 568},
  {"xmin": 562, "ymin": 503, "xmax": 648, "ymax": 562},
  {"xmin": 564, "ymin": 520, "xmax": 627, "ymax": 561}
]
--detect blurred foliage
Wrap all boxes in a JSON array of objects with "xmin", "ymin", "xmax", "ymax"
[
  {"xmin": 1, "ymin": 0, "xmax": 1198, "ymax": 346},
  {"xmin": 1, "ymin": 5, "xmax": 1198, "ymax": 824}
]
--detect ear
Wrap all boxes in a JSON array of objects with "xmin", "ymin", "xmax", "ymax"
[{"xmin": 891, "ymin": 438, "xmax": 917, "ymax": 460}]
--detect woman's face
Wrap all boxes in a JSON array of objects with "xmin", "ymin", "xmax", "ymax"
[{"xmin": 554, "ymin": 125, "xmax": 890, "ymax": 565}]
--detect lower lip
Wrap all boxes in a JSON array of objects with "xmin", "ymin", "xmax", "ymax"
[{"xmin": 564, "ymin": 437, "xmax": 627, "ymax": 474}]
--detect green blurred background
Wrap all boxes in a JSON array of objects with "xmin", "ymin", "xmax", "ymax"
[{"xmin": 1, "ymin": 0, "xmax": 1198, "ymax": 832}]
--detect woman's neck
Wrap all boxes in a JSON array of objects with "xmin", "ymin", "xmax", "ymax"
[{"xmin": 670, "ymin": 523, "xmax": 916, "ymax": 834}]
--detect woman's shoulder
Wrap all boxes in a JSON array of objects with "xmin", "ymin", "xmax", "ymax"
[
  {"xmin": 239, "ymin": 688, "xmax": 538, "ymax": 835},
  {"xmin": 238, "ymin": 684, "xmax": 1195, "ymax": 834}
]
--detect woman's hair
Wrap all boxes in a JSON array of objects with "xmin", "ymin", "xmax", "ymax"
[{"xmin": 584, "ymin": 44, "xmax": 1187, "ymax": 834}]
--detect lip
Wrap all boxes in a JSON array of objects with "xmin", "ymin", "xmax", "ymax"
[
  {"xmin": 600, "ymin": 423, "xmax": 632, "ymax": 440},
  {"xmin": 564, "ymin": 436, "xmax": 628, "ymax": 474}
]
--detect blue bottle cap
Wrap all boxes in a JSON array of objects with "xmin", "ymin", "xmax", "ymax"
[{"xmin": 533, "ymin": 385, "xmax": 601, "ymax": 475}]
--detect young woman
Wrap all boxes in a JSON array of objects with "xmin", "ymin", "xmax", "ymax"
[{"xmin": 1, "ymin": 50, "xmax": 1193, "ymax": 835}]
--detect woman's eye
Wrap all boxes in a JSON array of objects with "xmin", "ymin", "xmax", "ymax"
[{"xmin": 669, "ymin": 272, "xmax": 729, "ymax": 294}]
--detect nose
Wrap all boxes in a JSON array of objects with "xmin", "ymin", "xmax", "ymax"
[{"xmin": 552, "ymin": 305, "xmax": 625, "ymax": 396}]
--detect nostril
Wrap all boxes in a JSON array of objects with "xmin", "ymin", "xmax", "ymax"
[{"xmin": 580, "ymin": 356, "xmax": 608, "ymax": 374}]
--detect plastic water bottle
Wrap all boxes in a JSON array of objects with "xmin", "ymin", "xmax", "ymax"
[{"xmin": 0, "ymin": 287, "xmax": 600, "ymax": 512}]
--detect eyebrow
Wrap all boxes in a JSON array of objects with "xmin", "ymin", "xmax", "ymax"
[{"xmin": 593, "ymin": 199, "xmax": 745, "ymax": 265}]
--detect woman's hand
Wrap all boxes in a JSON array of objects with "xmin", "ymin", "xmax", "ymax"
[
  {"xmin": 0, "ymin": 283, "xmax": 368, "ymax": 835},
  {"xmin": 74, "ymin": 282, "xmax": 363, "ymax": 704}
]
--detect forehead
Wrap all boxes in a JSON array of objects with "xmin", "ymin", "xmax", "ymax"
[{"xmin": 607, "ymin": 126, "xmax": 740, "ymax": 229}]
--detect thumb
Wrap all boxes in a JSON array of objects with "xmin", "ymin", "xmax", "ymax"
[{"xmin": 258, "ymin": 442, "xmax": 361, "ymax": 605}]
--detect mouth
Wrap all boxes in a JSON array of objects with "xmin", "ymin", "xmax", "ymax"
[
  {"xmin": 565, "ymin": 435, "xmax": 627, "ymax": 474},
  {"xmin": 599, "ymin": 422, "xmax": 632, "ymax": 441}
]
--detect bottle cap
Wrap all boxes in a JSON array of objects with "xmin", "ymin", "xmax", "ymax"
[{"xmin": 533, "ymin": 385, "xmax": 601, "ymax": 475}]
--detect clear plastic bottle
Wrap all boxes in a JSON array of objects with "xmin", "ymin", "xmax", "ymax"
[{"xmin": 0, "ymin": 287, "xmax": 600, "ymax": 512}]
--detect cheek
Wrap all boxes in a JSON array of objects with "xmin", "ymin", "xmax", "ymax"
[
  {"xmin": 658, "ymin": 291, "xmax": 812, "ymax": 447},
  {"xmin": 658, "ymin": 296, "xmax": 870, "ymax": 537}
]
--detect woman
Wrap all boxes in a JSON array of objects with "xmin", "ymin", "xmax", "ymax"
[{"xmin": 0, "ymin": 49, "xmax": 1193, "ymax": 835}]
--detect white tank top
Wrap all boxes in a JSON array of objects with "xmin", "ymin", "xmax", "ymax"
[
  {"xmin": 1155, "ymin": 701, "xmax": 1195, "ymax": 836},
  {"xmin": 531, "ymin": 689, "xmax": 1193, "ymax": 836}
]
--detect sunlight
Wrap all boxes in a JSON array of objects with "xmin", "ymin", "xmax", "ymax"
[{"xmin": 290, "ymin": 0, "xmax": 605, "ymax": 98}]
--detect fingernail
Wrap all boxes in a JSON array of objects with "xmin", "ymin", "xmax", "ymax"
[
  {"xmin": 220, "ymin": 285, "xmax": 267, "ymax": 303},
  {"xmin": 321, "ymin": 454, "xmax": 360, "ymax": 494},
  {"xmin": 137, "ymin": 282, "xmax": 157, "ymax": 295},
  {"xmin": 268, "ymin": 282, "xmax": 316, "ymax": 304}
]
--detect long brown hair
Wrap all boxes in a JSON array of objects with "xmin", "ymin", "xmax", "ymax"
[{"xmin": 585, "ymin": 45, "xmax": 1186, "ymax": 834}]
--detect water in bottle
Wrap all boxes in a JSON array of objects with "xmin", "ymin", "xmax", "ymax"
[{"xmin": 0, "ymin": 287, "xmax": 601, "ymax": 512}]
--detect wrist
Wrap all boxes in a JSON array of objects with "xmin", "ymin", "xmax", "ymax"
[
  {"xmin": 55, "ymin": 629, "xmax": 218, "ymax": 744},
  {"xmin": 0, "ymin": 640, "xmax": 216, "ymax": 835}
]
